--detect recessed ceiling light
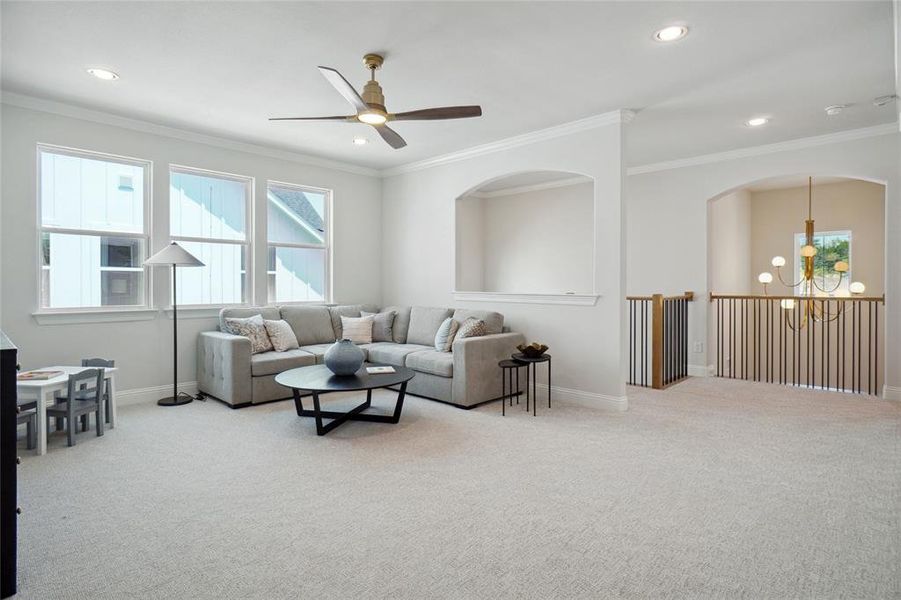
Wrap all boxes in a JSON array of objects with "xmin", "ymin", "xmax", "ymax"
[
  {"xmin": 825, "ymin": 104, "xmax": 847, "ymax": 116},
  {"xmin": 873, "ymin": 94, "xmax": 897, "ymax": 107},
  {"xmin": 746, "ymin": 117, "xmax": 769, "ymax": 127},
  {"xmin": 86, "ymin": 67, "xmax": 119, "ymax": 81},
  {"xmin": 352, "ymin": 137, "xmax": 368, "ymax": 145},
  {"xmin": 654, "ymin": 25, "xmax": 688, "ymax": 42}
]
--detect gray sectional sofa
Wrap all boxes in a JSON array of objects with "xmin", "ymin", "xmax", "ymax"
[{"xmin": 196, "ymin": 304, "xmax": 525, "ymax": 408}]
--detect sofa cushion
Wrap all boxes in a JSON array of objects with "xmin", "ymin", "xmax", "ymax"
[
  {"xmin": 382, "ymin": 305, "xmax": 412, "ymax": 343},
  {"xmin": 329, "ymin": 304, "xmax": 378, "ymax": 339},
  {"xmin": 220, "ymin": 307, "xmax": 280, "ymax": 334},
  {"xmin": 406, "ymin": 306, "xmax": 453, "ymax": 346},
  {"xmin": 280, "ymin": 306, "xmax": 336, "ymax": 346},
  {"xmin": 451, "ymin": 309, "xmax": 504, "ymax": 335},
  {"xmin": 250, "ymin": 349, "xmax": 316, "ymax": 376},
  {"xmin": 300, "ymin": 343, "xmax": 369, "ymax": 365},
  {"xmin": 406, "ymin": 350, "xmax": 454, "ymax": 378},
  {"xmin": 363, "ymin": 342, "xmax": 432, "ymax": 366}
]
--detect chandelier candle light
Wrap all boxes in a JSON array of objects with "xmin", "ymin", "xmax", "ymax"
[{"xmin": 756, "ymin": 177, "xmax": 865, "ymax": 329}]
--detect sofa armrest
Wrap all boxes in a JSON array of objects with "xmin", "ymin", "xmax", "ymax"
[
  {"xmin": 197, "ymin": 331, "xmax": 252, "ymax": 406},
  {"xmin": 451, "ymin": 332, "xmax": 526, "ymax": 407}
]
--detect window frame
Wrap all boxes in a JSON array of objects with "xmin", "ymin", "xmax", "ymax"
[
  {"xmin": 793, "ymin": 229, "xmax": 853, "ymax": 296},
  {"xmin": 266, "ymin": 179, "xmax": 332, "ymax": 305},
  {"xmin": 168, "ymin": 163, "xmax": 254, "ymax": 308},
  {"xmin": 35, "ymin": 143, "xmax": 153, "ymax": 314}
]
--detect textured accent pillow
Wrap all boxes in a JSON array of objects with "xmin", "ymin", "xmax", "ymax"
[
  {"xmin": 455, "ymin": 318, "xmax": 487, "ymax": 342},
  {"xmin": 225, "ymin": 315, "xmax": 273, "ymax": 354},
  {"xmin": 341, "ymin": 315, "xmax": 374, "ymax": 344},
  {"xmin": 263, "ymin": 319, "xmax": 300, "ymax": 352},
  {"xmin": 361, "ymin": 310, "xmax": 397, "ymax": 343},
  {"xmin": 434, "ymin": 317, "xmax": 460, "ymax": 352}
]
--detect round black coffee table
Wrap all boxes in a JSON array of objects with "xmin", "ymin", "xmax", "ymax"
[{"xmin": 275, "ymin": 364, "xmax": 415, "ymax": 436}]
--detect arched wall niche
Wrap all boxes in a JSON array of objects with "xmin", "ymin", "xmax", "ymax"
[{"xmin": 454, "ymin": 169, "xmax": 596, "ymax": 298}]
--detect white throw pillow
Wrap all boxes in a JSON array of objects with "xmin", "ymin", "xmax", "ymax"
[
  {"xmin": 341, "ymin": 315, "xmax": 374, "ymax": 344},
  {"xmin": 263, "ymin": 319, "xmax": 300, "ymax": 352},
  {"xmin": 434, "ymin": 317, "xmax": 459, "ymax": 352}
]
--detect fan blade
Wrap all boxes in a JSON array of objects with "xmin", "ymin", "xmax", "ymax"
[
  {"xmin": 318, "ymin": 66, "xmax": 368, "ymax": 113},
  {"xmin": 373, "ymin": 124, "xmax": 407, "ymax": 149},
  {"xmin": 391, "ymin": 106, "xmax": 482, "ymax": 121},
  {"xmin": 269, "ymin": 115, "xmax": 354, "ymax": 121}
]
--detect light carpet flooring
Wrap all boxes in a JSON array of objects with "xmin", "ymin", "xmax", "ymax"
[{"xmin": 15, "ymin": 378, "xmax": 901, "ymax": 599}]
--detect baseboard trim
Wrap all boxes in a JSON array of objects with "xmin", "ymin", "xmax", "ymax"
[
  {"xmin": 117, "ymin": 381, "xmax": 198, "ymax": 406},
  {"xmin": 534, "ymin": 383, "xmax": 628, "ymax": 411},
  {"xmin": 883, "ymin": 385, "xmax": 901, "ymax": 401},
  {"xmin": 688, "ymin": 364, "xmax": 714, "ymax": 377}
]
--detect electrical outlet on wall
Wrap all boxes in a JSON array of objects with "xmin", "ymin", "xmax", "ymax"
[{"xmin": 693, "ymin": 341, "xmax": 704, "ymax": 353}]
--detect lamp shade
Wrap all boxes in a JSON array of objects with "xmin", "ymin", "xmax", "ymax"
[{"xmin": 144, "ymin": 242, "xmax": 204, "ymax": 267}]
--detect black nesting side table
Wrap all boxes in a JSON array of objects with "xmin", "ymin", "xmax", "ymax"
[
  {"xmin": 498, "ymin": 360, "xmax": 528, "ymax": 416},
  {"xmin": 512, "ymin": 353, "xmax": 552, "ymax": 417}
]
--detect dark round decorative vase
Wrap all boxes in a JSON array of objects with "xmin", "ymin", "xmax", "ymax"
[{"xmin": 324, "ymin": 339, "xmax": 365, "ymax": 376}]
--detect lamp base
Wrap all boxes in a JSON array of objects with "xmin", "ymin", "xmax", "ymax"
[{"xmin": 157, "ymin": 393, "xmax": 194, "ymax": 407}]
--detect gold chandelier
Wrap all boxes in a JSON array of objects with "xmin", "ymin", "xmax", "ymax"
[{"xmin": 756, "ymin": 176, "xmax": 866, "ymax": 329}]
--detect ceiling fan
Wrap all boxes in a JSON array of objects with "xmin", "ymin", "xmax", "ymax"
[{"xmin": 269, "ymin": 53, "xmax": 482, "ymax": 149}]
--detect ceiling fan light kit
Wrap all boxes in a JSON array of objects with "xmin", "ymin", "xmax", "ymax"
[{"xmin": 270, "ymin": 53, "xmax": 483, "ymax": 149}]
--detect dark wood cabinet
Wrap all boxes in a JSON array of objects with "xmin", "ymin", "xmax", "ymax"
[{"xmin": 1, "ymin": 331, "xmax": 18, "ymax": 598}]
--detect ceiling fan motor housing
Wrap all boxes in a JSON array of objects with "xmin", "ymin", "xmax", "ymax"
[{"xmin": 362, "ymin": 80, "xmax": 387, "ymax": 113}]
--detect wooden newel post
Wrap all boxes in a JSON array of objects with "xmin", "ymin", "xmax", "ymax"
[{"xmin": 651, "ymin": 293, "xmax": 664, "ymax": 389}]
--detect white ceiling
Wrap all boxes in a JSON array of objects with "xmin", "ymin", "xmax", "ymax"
[{"xmin": 1, "ymin": 2, "xmax": 896, "ymax": 171}]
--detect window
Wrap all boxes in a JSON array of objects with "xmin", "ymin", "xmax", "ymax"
[
  {"xmin": 794, "ymin": 230, "xmax": 851, "ymax": 295},
  {"xmin": 38, "ymin": 146, "xmax": 149, "ymax": 309},
  {"xmin": 170, "ymin": 166, "xmax": 252, "ymax": 305},
  {"xmin": 267, "ymin": 181, "xmax": 330, "ymax": 303}
]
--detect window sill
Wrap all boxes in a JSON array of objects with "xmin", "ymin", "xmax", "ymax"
[
  {"xmin": 452, "ymin": 291, "xmax": 601, "ymax": 306},
  {"xmin": 162, "ymin": 305, "xmax": 244, "ymax": 319},
  {"xmin": 32, "ymin": 308, "xmax": 159, "ymax": 325}
]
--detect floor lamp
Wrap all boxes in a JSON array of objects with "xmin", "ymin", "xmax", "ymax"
[{"xmin": 144, "ymin": 242, "xmax": 204, "ymax": 406}]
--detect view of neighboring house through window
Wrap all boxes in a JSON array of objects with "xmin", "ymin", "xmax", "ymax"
[
  {"xmin": 795, "ymin": 230, "xmax": 851, "ymax": 295},
  {"xmin": 267, "ymin": 181, "xmax": 330, "ymax": 303},
  {"xmin": 170, "ymin": 166, "xmax": 251, "ymax": 305},
  {"xmin": 38, "ymin": 146, "xmax": 149, "ymax": 309}
]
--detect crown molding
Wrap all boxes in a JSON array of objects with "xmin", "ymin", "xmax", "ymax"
[
  {"xmin": 382, "ymin": 109, "xmax": 633, "ymax": 177},
  {"xmin": 0, "ymin": 91, "xmax": 380, "ymax": 177},
  {"xmin": 467, "ymin": 175, "xmax": 590, "ymax": 198},
  {"xmin": 627, "ymin": 122, "xmax": 898, "ymax": 176}
]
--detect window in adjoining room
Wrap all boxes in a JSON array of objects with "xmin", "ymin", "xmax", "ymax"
[
  {"xmin": 170, "ymin": 166, "xmax": 252, "ymax": 305},
  {"xmin": 794, "ymin": 230, "xmax": 851, "ymax": 296},
  {"xmin": 38, "ymin": 145, "xmax": 149, "ymax": 309},
  {"xmin": 266, "ymin": 181, "xmax": 330, "ymax": 303}
]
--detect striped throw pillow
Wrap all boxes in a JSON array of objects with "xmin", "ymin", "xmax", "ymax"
[{"xmin": 341, "ymin": 315, "xmax": 374, "ymax": 344}]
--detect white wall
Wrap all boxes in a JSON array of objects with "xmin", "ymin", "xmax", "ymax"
[
  {"xmin": 0, "ymin": 103, "xmax": 382, "ymax": 393},
  {"xmin": 708, "ymin": 189, "xmax": 752, "ymax": 295},
  {"xmin": 454, "ymin": 195, "xmax": 484, "ymax": 292},
  {"xmin": 476, "ymin": 181, "xmax": 594, "ymax": 294},
  {"xmin": 382, "ymin": 120, "xmax": 628, "ymax": 406},
  {"xmin": 627, "ymin": 130, "xmax": 900, "ymax": 396}
]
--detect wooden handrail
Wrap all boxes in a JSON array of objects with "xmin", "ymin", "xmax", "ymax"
[
  {"xmin": 627, "ymin": 291, "xmax": 695, "ymax": 302},
  {"xmin": 709, "ymin": 292, "xmax": 884, "ymax": 303}
]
